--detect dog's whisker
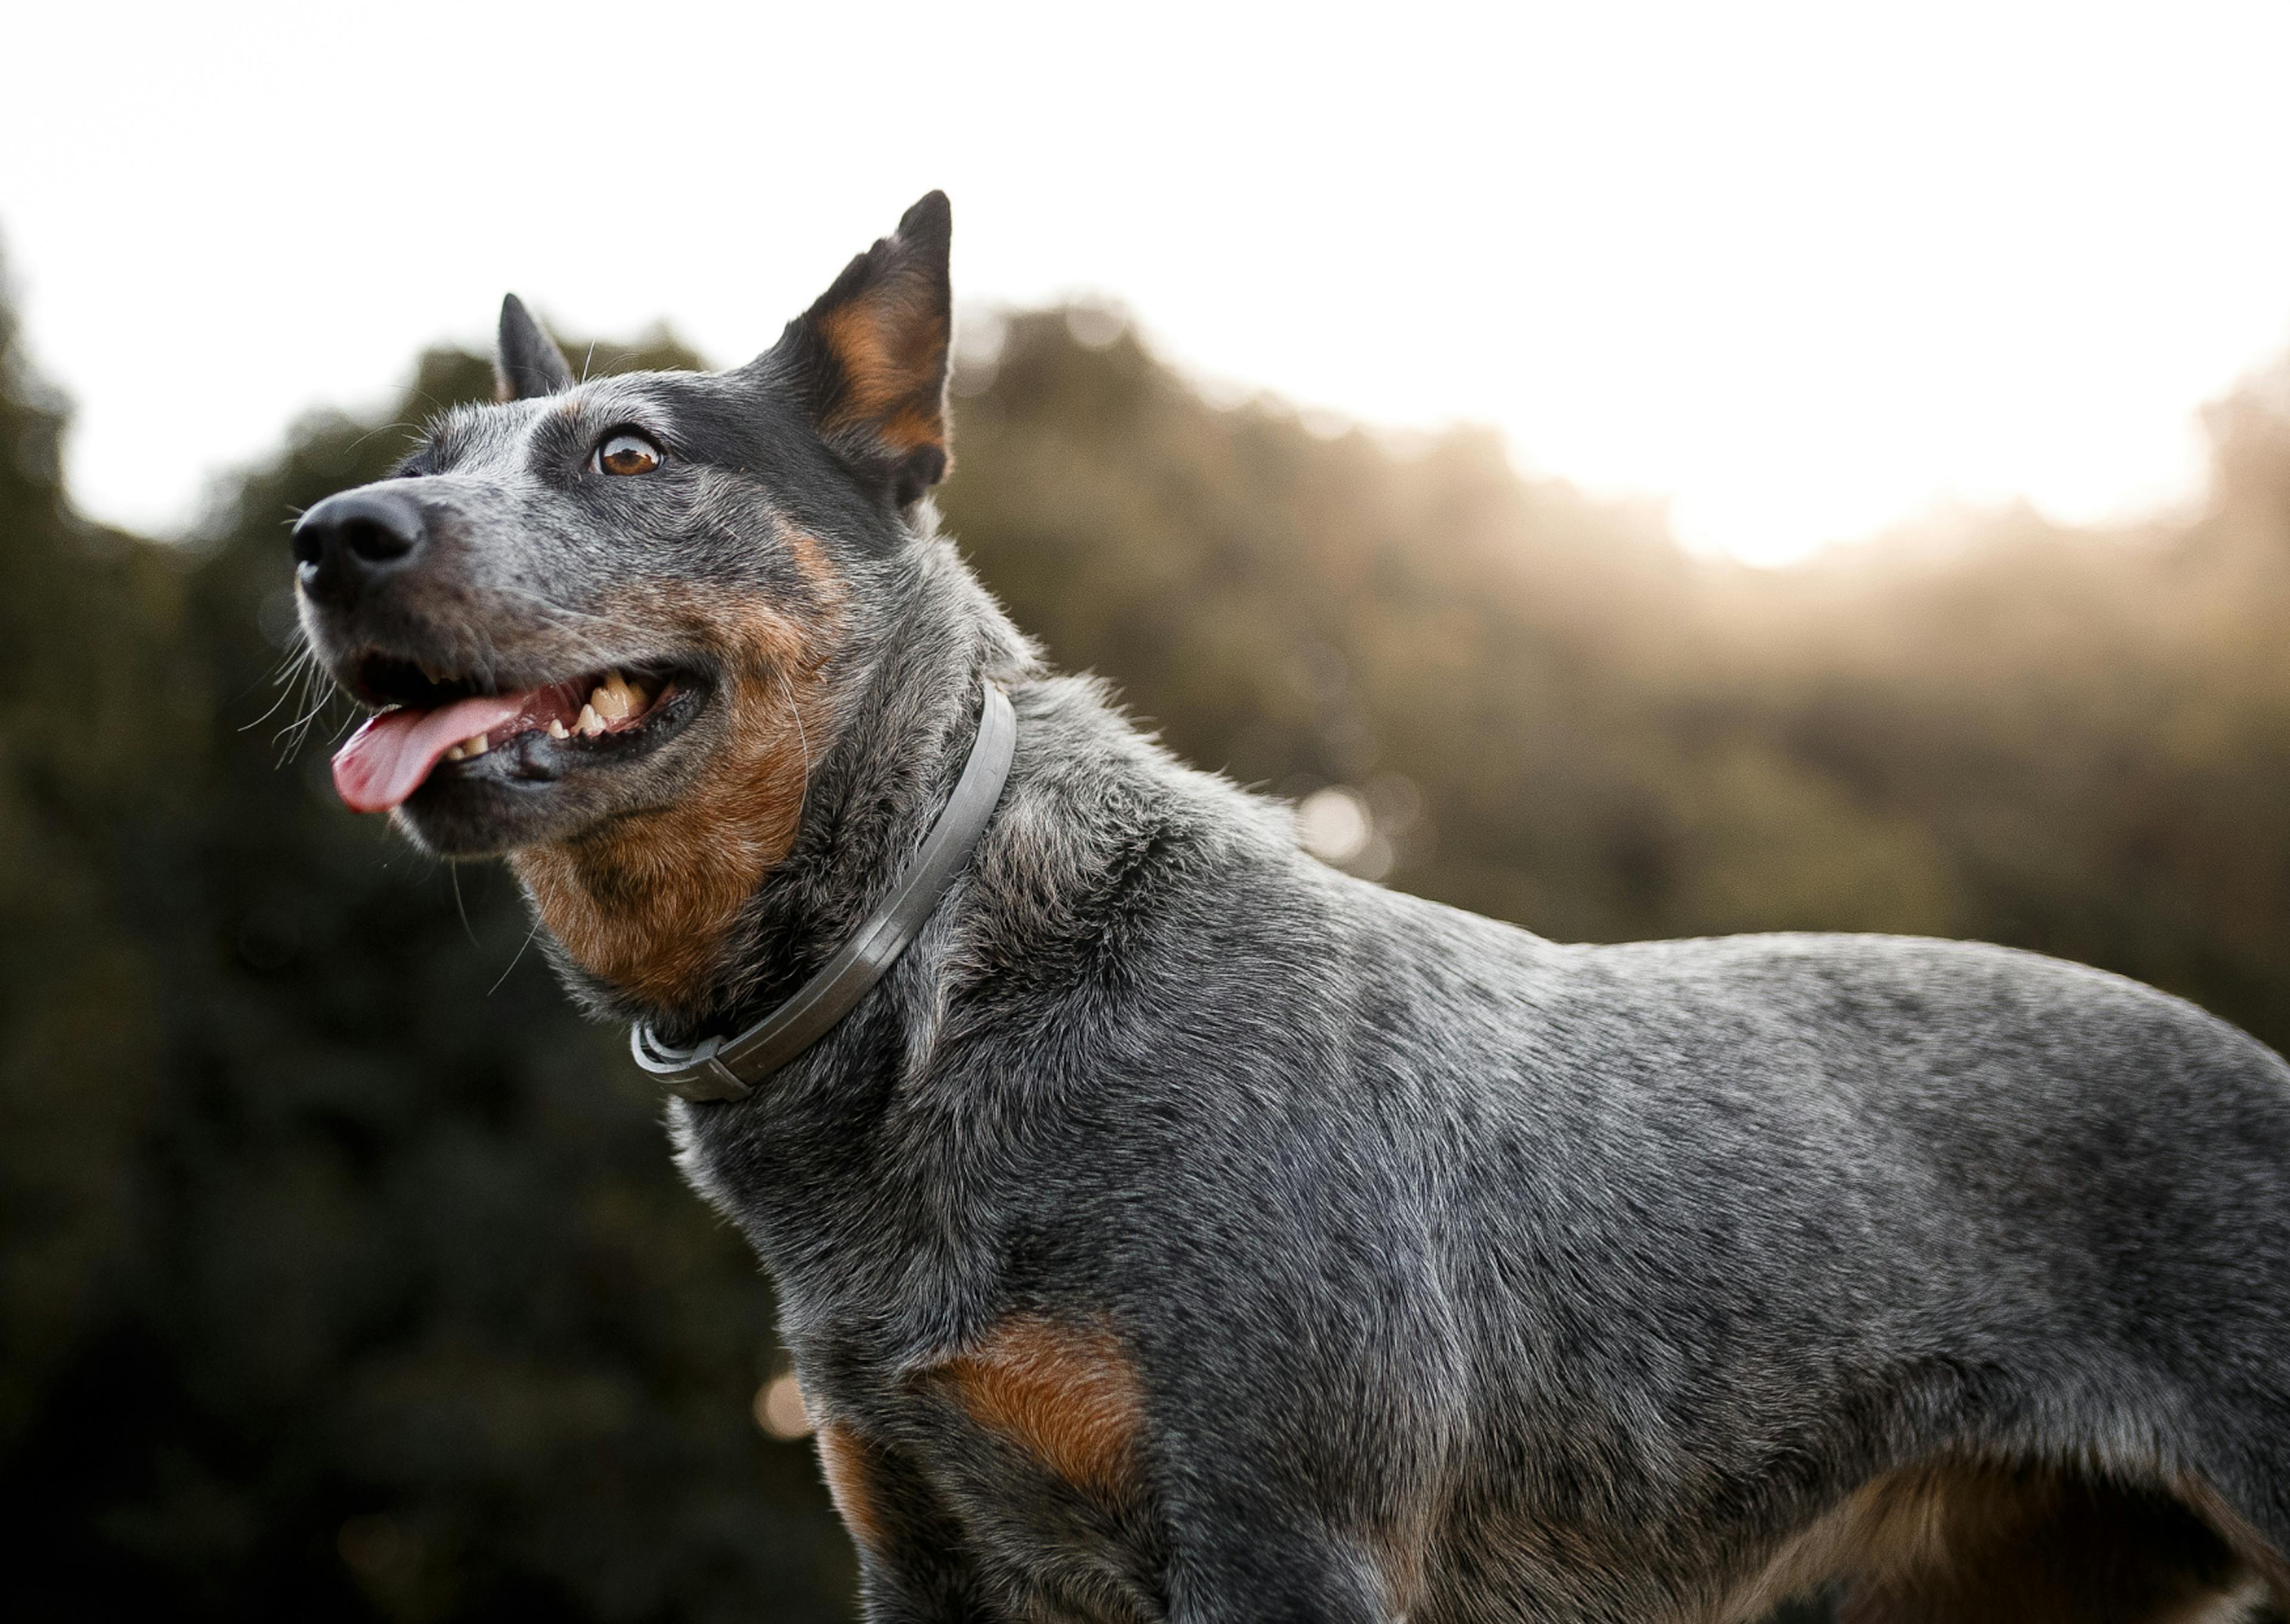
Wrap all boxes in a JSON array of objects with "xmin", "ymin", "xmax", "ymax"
[
  {"xmin": 344, "ymin": 419, "xmax": 417, "ymax": 459},
  {"xmin": 446, "ymin": 861, "xmax": 478, "ymax": 949},
  {"xmin": 245, "ymin": 641, "xmax": 323, "ymax": 736},
  {"xmin": 774, "ymin": 662, "xmax": 813, "ymax": 783},
  {"xmin": 263, "ymin": 644, "xmax": 339, "ymax": 760},
  {"xmin": 274, "ymin": 683, "xmax": 339, "ymax": 759},
  {"xmin": 243, "ymin": 675, "xmax": 310, "ymax": 734},
  {"xmin": 487, "ymin": 919, "xmax": 545, "ymax": 997}
]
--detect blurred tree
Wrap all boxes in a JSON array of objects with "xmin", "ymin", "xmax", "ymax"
[{"xmin": 0, "ymin": 247, "xmax": 181, "ymax": 1461}]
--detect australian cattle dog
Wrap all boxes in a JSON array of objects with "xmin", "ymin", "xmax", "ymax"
[{"xmin": 292, "ymin": 193, "xmax": 2290, "ymax": 1622}]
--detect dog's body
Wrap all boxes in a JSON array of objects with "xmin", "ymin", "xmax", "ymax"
[{"xmin": 292, "ymin": 196, "xmax": 2290, "ymax": 1622}]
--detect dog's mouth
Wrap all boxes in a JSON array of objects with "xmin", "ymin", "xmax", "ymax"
[{"xmin": 331, "ymin": 653, "xmax": 707, "ymax": 814}]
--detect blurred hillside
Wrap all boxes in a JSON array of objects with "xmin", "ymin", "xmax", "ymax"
[{"xmin": 1, "ymin": 271, "xmax": 2287, "ymax": 1622}]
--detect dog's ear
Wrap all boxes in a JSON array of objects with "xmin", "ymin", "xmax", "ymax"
[
  {"xmin": 497, "ymin": 294, "xmax": 576, "ymax": 401},
  {"xmin": 775, "ymin": 191, "xmax": 954, "ymax": 506}
]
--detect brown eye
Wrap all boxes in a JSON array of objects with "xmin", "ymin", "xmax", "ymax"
[{"xmin": 594, "ymin": 432, "xmax": 662, "ymax": 476}]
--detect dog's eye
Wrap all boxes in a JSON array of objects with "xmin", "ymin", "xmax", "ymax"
[{"xmin": 594, "ymin": 432, "xmax": 663, "ymax": 477}]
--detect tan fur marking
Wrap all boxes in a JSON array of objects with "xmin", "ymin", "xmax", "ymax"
[
  {"xmin": 814, "ymin": 1422, "xmax": 887, "ymax": 1551},
  {"xmin": 816, "ymin": 296, "xmax": 946, "ymax": 453},
  {"xmin": 878, "ymin": 401, "xmax": 945, "ymax": 458},
  {"xmin": 510, "ymin": 533, "xmax": 843, "ymax": 1006},
  {"xmin": 1367, "ymin": 1526, "xmax": 1428, "ymax": 1623},
  {"xmin": 2177, "ymin": 1473, "xmax": 2290, "ymax": 1607},
  {"xmin": 1728, "ymin": 1460, "xmax": 2255, "ymax": 1624},
  {"xmin": 1728, "ymin": 1463, "xmax": 1973, "ymax": 1619},
  {"xmin": 936, "ymin": 1317, "xmax": 1145, "ymax": 1496}
]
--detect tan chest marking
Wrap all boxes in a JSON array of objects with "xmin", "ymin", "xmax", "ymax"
[
  {"xmin": 510, "ymin": 536, "xmax": 843, "ymax": 1007},
  {"xmin": 934, "ymin": 1317, "xmax": 1146, "ymax": 1496},
  {"xmin": 813, "ymin": 1421, "xmax": 887, "ymax": 1552}
]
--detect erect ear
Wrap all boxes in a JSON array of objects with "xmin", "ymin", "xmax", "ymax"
[
  {"xmin": 777, "ymin": 191, "xmax": 954, "ymax": 506},
  {"xmin": 496, "ymin": 293, "xmax": 575, "ymax": 401}
]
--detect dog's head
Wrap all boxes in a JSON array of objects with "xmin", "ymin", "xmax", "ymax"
[
  {"xmin": 296, "ymin": 193, "xmax": 951, "ymax": 855},
  {"xmin": 293, "ymin": 194, "xmax": 958, "ymax": 1004}
]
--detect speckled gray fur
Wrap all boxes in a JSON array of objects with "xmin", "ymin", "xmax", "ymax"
[{"xmin": 299, "ymin": 196, "xmax": 2290, "ymax": 1623}]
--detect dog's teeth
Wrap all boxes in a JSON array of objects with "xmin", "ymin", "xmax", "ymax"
[
  {"xmin": 624, "ymin": 677, "xmax": 649, "ymax": 710},
  {"xmin": 591, "ymin": 674, "xmax": 635, "ymax": 723},
  {"xmin": 462, "ymin": 732, "xmax": 490, "ymax": 758},
  {"xmin": 577, "ymin": 703, "xmax": 605, "ymax": 737},
  {"xmin": 547, "ymin": 717, "xmax": 571, "ymax": 740},
  {"xmin": 444, "ymin": 744, "xmax": 465, "ymax": 762}
]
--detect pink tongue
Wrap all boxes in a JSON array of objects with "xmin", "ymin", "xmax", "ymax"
[{"xmin": 332, "ymin": 692, "xmax": 530, "ymax": 814}]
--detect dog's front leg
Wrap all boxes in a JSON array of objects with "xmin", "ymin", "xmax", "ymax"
[
  {"xmin": 816, "ymin": 1424, "xmax": 1013, "ymax": 1623},
  {"xmin": 855, "ymin": 1558, "xmax": 1009, "ymax": 1624},
  {"xmin": 1163, "ymin": 1508, "xmax": 1398, "ymax": 1624}
]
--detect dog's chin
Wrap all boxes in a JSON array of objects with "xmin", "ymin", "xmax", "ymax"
[{"xmin": 390, "ymin": 685, "xmax": 716, "ymax": 859}]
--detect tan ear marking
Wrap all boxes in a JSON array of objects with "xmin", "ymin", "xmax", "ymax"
[
  {"xmin": 815, "ymin": 290, "xmax": 948, "ymax": 458},
  {"xmin": 878, "ymin": 402, "xmax": 947, "ymax": 458},
  {"xmin": 934, "ymin": 1317, "xmax": 1146, "ymax": 1496}
]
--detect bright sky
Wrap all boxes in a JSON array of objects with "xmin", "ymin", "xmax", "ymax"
[{"xmin": 7, "ymin": 2, "xmax": 2289, "ymax": 565}]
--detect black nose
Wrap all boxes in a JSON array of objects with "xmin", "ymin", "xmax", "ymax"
[{"xmin": 292, "ymin": 488, "xmax": 428, "ymax": 605}]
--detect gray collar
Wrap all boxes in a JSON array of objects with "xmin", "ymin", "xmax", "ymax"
[{"xmin": 627, "ymin": 683, "xmax": 1017, "ymax": 1104}]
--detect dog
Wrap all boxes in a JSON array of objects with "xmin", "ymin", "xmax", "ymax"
[{"xmin": 292, "ymin": 193, "xmax": 2290, "ymax": 1623}]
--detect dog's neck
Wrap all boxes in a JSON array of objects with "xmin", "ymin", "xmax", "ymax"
[{"xmin": 518, "ymin": 535, "xmax": 1036, "ymax": 1042}]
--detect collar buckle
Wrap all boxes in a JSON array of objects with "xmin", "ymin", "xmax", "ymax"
[
  {"xmin": 683, "ymin": 1034, "xmax": 753, "ymax": 1104},
  {"xmin": 629, "ymin": 1023, "xmax": 754, "ymax": 1104}
]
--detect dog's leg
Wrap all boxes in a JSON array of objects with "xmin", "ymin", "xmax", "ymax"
[
  {"xmin": 816, "ymin": 1422, "xmax": 1010, "ymax": 1622},
  {"xmin": 2176, "ymin": 1467, "xmax": 2290, "ymax": 1621},
  {"xmin": 1161, "ymin": 1499, "xmax": 1401, "ymax": 1624},
  {"xmin": 1831, "ymin": 1465, "xmax": 2258, "ymax": 1624}
]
